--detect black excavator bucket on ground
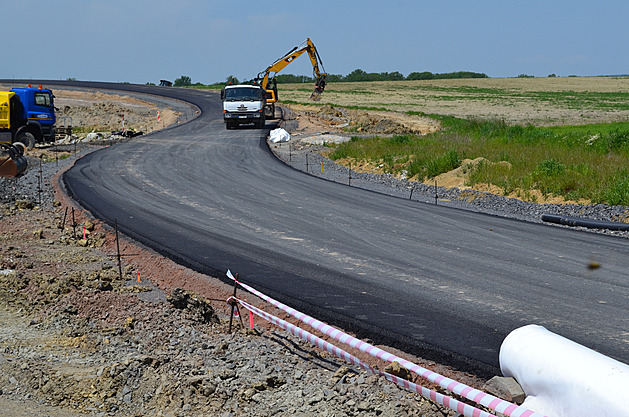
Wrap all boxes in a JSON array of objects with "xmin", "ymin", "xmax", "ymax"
[
  {"xmin": 0, "ymin": 143, "xmax": 28, "ymax": 177},
  {"xmin": 310, "ymin": 74, "xmax": 327, "ymax": 101}
]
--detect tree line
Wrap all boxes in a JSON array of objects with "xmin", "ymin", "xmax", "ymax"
[{"xmin": 168, "ymin": 69, "xmax": 488, "ymax": 87}]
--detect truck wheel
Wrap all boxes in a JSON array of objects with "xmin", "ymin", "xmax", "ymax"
[{"xmin": 16, "ymin": 132, "xmax": 36, "ymax": 148}]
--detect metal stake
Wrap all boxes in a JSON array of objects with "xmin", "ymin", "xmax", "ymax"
[
  {"xmin": 38, "ymin": 160, "xmax": 42, "ymax": 207},
  {"xmin": 60, "ymin": 207, "xmax": 68, "ymax": 230},
  {"xmin": 228, "ymin": 273, "xmax": 239, "ymax": 333},
  {"xmin": 434, "ymin": 180, "xmax": 438, "ymax": 205},
  {"xmin": 115, "ymin": 219, "xmax": 123, "ymax": 281},
  {"xmin": 71, "ymin": 207, "xmax": 76, "ymax": 238}
]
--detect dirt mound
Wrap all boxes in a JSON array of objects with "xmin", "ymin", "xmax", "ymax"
[
  {"xmin": 54, "ymin": 90, "xmax": 179, "ymax": 135},
  {"xmin": 283, "ymin": 103, "xmax": 439, "ymax": 136}
]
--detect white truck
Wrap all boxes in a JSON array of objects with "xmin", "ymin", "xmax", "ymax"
[{"xmin": 220, "ymin": 84, "xmax": 267, "ymax": 130}]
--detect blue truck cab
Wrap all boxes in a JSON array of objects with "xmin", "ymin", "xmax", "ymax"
[{"xmin": 0, "ymin": 85, "xmax": 56, "ymax": 147}]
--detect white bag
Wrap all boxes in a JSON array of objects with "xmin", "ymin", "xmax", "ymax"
[{"xmin": 269, "ymin": 128, "xmax": 290, "ymax": 143}]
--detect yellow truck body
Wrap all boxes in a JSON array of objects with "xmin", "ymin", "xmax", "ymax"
[{"xmin": 0, "ymin": 91, "xmax": 15, "ymax": 130}]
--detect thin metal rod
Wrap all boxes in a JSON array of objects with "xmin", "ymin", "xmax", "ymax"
[{"xmin": 115, "ymin": 219, "xmax": 123, "ymax": 281}]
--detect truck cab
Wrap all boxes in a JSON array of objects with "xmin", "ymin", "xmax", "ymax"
[
  {"xmin": 0, "ymin": 86, "xmax": 56, "ymax": 147},
  {"xmin": 221, "ymin": 85, "xmax": 266, "ymax": 129}
]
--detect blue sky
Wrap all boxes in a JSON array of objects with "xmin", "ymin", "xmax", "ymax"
[{"xmin": 4, "ymin": 0, "xmax": 627, "ymax": 84}]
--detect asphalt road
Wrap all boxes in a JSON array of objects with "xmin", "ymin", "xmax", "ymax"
[{"xmin": 41, "ymin": 81, "xmax": 628, "ymax": 375}]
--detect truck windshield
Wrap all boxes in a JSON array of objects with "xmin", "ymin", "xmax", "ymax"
[
  {"xmin": 34, "ymin": 92, "xmax": 52, "ymax": 107},
  {"xmin": 224, "ymin": 88, "xmax": 261, "ymax": 101}
]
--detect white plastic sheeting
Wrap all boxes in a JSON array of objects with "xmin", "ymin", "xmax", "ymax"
[
  {"xmin": 269, "ymin": 128, "xmax": 291, "ymax": 143},
  {"xmin": 500, "ymin": 324, "xmax": 629, "ymax": 417}
]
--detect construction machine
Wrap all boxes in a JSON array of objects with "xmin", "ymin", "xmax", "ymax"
[
  {"xmin": 0, "ymin": 84, "xmax": 56, "ymax": 148},
  {"xmin": 0, "ymin": 142, "xmax": 27, "ymax": 177},
  {"xmin": 253, "ymin": 38, "xmax": 327, "ymax": 119}
]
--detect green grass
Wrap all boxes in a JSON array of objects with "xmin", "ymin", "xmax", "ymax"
[{"xmin": 328, "ymin": 118, "xmax": 629, "ymax": 205}]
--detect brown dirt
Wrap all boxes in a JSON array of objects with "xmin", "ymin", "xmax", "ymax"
[
  {"xmin": 53, "ymin": 89, "xmax": 180, "ymax": 135},
  {"xmin": 283, "ymin": 103, "xmax": 439, "ymax": 136}
]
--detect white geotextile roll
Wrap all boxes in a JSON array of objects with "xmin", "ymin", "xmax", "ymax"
[{"xmin": 500, "ymin": 324, "xmax": 629, "ymax": 417}]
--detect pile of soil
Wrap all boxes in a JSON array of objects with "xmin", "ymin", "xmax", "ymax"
[
  {"xmin": 283, "ymin": 104, "xmax": 439, "ymax": 136},
  {"xmin": 54, "ymin": 90, "xmax": 180, "ymax": 136}
]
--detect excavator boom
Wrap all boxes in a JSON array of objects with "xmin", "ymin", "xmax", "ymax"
[{"xmin": 256, "ymin": 38, "xmax": 327, "ymax": 104}]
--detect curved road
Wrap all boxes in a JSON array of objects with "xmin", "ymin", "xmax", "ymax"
[{"xmin": 27, "ymin": 81, "xmax": 627, "ymax": 374}]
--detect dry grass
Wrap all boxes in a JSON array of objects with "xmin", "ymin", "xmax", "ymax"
[{"xmin": 279, "ymin": 76, "xmax": 629, "ymax": 126}]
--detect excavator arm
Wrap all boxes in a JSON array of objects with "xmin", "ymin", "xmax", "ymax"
[{"xmin": 255, "ymin": 38, "xmax": 327, "ymax": 102}]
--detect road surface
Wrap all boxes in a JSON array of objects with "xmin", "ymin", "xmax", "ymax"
[{"xmin": 50, "ymin": 81, "xmax": 628, "ymax": 375}]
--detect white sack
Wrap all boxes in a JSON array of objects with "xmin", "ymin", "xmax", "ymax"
[
  {"xmin": 500, "ymin": 324, "xmax": 629, "ymax": 417},
  {"xmin": 269, "ymin": 128, "xmax": 290, "ymax": 143}
]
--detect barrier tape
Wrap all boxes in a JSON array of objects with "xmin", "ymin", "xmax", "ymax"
[
  {"xmin": 229, "ymin": 296, "xmax": 495, "ymax": 417},
  {"xmin": 226, "ymin": 270, "xmax": 546, "ymax": 417}
]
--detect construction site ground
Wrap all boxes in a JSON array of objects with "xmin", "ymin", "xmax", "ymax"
[{"xmin": 0, "ymin": 90, "xmax": 485, "ymax": 416}]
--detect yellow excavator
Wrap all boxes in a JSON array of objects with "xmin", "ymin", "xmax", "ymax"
[{"xmin": 253, "ymin": 38, "xmax": 327, "ymax": 119}]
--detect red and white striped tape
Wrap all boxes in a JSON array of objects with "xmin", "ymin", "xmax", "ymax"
[
  {"xmin": 226, "ymin": 270, "xmax": 546, "ymax": 417},
  {"xmin": 230, "ymin": 296, "xmax": 495, "ymax": 417}
]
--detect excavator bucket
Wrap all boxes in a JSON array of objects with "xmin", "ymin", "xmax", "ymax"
[
  {"xmin": 309, "ymin": 74, "xmax": 327, "ymax": 101},
  {"xmin": 0, "ymin": 143, "xmax": 28, "ymax": 177}
]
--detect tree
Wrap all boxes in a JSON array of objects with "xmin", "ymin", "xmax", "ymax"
[
  {"xmin": 387, "ymin": 71, "xmax": 405, "ymax": 81},
  {"xmin": 407, "ymin": 71, "xmax": 434, "ymax": 80},
  {"xmin": 226, "ymin": 75, "xmax": 240, "ymax": 85},
  {"xmin": 174, "ymin": 75, "xmax": 192, "ymax": 87},
  {"xmin": 344, "ymin": 69, "xmax": 368, "ymax": 82}
]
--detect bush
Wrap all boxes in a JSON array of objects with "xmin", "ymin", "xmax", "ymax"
[{"xmin": 174, "ymin": 75, "xmax": 192, "ymax": 87}]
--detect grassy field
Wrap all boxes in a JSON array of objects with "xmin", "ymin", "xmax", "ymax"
[{"xmin": 278, "ymin": 77, "xmax": 629, "ymax": 205}]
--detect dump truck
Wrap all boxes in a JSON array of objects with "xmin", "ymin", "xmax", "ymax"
[
  {"xmin": 0, "ymin": 85, "xmax": 56, "ymax": 148},
  {"xmin": 221, "ymin": 84, "xmax": 267, "ymax": 129}
]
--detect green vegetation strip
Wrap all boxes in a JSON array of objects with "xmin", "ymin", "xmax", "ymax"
[{"xmin": 328, "ymin": 117, "xmax": 629, "ymax": 205}]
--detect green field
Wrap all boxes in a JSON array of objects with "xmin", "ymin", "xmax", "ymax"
[{"xmin": 279, "ymin": 77, "xmax": 629, "ymax": 205}]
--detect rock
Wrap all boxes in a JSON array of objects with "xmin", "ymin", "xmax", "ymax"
[
  {"xmin": 84, "ymin": 219, "xmax": 95, "ymax": 232},
  {"xmin": 384, "ymin": 361, "xmax": 411, "ymax": 381},
  {"xmin": 167, "ymin": 288, "xmax": 219, "ymax": 324},
  {"xmin": 483, "ymin": 376, "xmax": 526, "ymax": 404},
  {"xmin": 15, "ymin": 200, "xmax": 35, "ymax": 210},
  {"xmin": 85, "ymin": 132, "xmax": 102, "ymax": 142},
  {"xmin": 265, "ymin": 375, "xmax": 285, "ymax": 389}
]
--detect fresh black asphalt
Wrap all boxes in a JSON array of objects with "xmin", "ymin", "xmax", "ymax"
[{"xmin": 38, "ymin": 81, "xmax": 628, "ymax": 376}]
